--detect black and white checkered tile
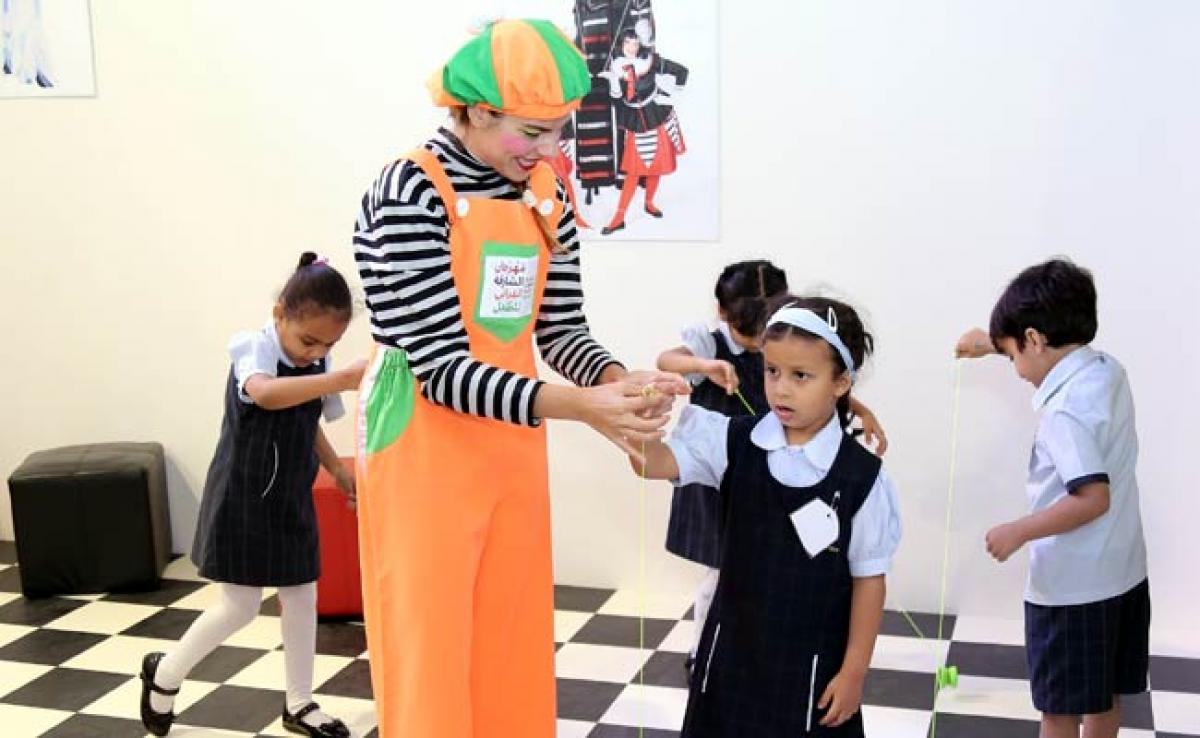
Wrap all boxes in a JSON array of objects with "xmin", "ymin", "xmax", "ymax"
[{"xmin": 0, "ymin": 544, "xmax": 1196, "ymax": 737}]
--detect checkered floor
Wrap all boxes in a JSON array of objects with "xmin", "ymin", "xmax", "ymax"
[{"xmin": 0, "ymin": 545, "xmax": 1196, "ymax": 737}]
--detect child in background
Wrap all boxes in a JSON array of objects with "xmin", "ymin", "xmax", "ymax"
[
  {"xmin": 658, "ymin": 263, "xmax": 888, "ymax": 668},
  {"xmin": 638, "ymin": 294, "xmax": 901, "ymax": 737},
  {"xmin": 139, "ymin": 252, "xmax": 365, "ymax": 738},
  {"xmin": 956, "ymin": 259, "xmax": 1149, "ymax": 738}
]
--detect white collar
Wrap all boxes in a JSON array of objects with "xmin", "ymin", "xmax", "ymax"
[
  {"xmin": 265, "ymin": 320, "xmax": 297, "ymax": 368},
  {"xmin": 717, "ymin": 322, "xmax": 746, "ymax": 356},
  {"xmin": 1032, "ymin": 345, "xmax": 1098, "ymax": 410},
  {"xmin": 750, "ymin": 412, "xmax": 843, "ymax": 471}
]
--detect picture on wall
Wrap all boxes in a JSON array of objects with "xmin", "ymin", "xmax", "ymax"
[
  {"xmin": 0, "ymin": 0, "xmax": 95, "ymax": 98},
  {"xmin": 499, "ymin": 0, "xmax": 719, "ymax": 242}
]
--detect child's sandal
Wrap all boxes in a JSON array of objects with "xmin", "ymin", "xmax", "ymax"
[{"xmin": 282, "ymin": 702, "xmax": 350, "ymax": 738}]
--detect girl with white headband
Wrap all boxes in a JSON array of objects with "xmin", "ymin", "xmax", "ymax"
[{"xmin": 634, "ymin": 295, "xmax": 902, "ymax": 737}]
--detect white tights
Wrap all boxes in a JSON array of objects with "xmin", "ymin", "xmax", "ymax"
[{"xmin": 152, "ymin": 583, "xmax": 328, "ymax": 725}]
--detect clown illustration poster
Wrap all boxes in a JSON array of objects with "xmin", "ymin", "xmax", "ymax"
[
  {"xmin": 0, "ymin": 0, "xmax": 96, "ymax": 98},
  {"xmin": 491, "ymin": 0, "xmax": 719, "ymax": 242}
]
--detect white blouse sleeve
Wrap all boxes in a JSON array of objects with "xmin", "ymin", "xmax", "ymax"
[
  {"xmin": 847, "ymin": 467, "xmax": 902, "ymax": 578},
  {"xmin": 665, "ymin": 405, "xmax": 730, "ymax": 489},
  {"xmin": 321, "ymin": 355, "xmax": 346, "ymax": 423},
  {"xmin": 680, "ymin": 324, "xmax": 717, "ymax": 385},
  {"xmin": 228, "ymin": 330, "xmax": 279, "ymax": 404}
]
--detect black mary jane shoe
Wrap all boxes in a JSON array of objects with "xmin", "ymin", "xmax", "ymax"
[
  {"xmin": 283, "ymin": 702, "xmax": 351, "ymax": 738},
  {"xmin": 601, "ymin": 221, "xmax": 626, "ymax": 236},
  {"xmin": 139, "ymin": 652, "xmax": 179, "ymax": 737}
]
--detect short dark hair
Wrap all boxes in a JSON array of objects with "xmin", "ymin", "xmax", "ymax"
[
  {"xmin": 763, "ymin": 294, "xmax": 874, "ymax": 432},
  {"xmin": 279, "ymin": 252, "xmax": 353, "ymax": 321},
  {"xmin": 989, "ymin": 259, "xmax": 1097, "ymax": 350},
  {"xmin": 714, "ymin": 260, "xmax": 789, "ymax": 338}
]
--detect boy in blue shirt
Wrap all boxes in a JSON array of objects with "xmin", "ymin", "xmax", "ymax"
[{"xmin": 957, "ymin": 259, "xmax": 1149, "ymax": 738}]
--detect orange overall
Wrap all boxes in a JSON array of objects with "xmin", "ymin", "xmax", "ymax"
[{"xmin": 356, "ymin": 148, "xmax": 564, "ymax": 738}]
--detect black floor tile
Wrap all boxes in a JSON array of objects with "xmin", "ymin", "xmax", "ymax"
[
  {"xmin": 260, "ymin": 594, "xmax": 281, "ymax": 617},
  {"xmin": 557, "ymin": 678, "xmax": 626, "ymax": 722},
  {"xmin": 946, "ymin": 641, "xmax": 1028, "ymax": 680},
  {"xmin": 863, "ymin": 668, "xmax": 937, "ymax": 711},
  {"xmin": 317, "ymin": 659, "xmax": 374, "ymax": 700},
  {"xmin": 176, "ymin": 684, "xmax": 285, "ymax": 732},
  {"xmin": 556, "ymin": 585, "xmax": 616, "ymax": 613},
  {"xmin": 636, "ymin": 651, "xmax": 691, "ymax": 689},
  {"xmin": 312, "ymin": 622, "xmax": 368, "ymax": 658},
  {"xmin": 590, "ymin": 725, "xmax": 679, "ymax": 737},
  {"xmin": 0, "ymin": 566, "xmax": 23, "ymax": 593},
  {"xmin": 1120, "ymin": 689, "xmax": 1155, "ymax": 729},
  {"xmin": 0, "ymin": 629, "xmax": 107, "ymax": 666},
  {"xmin": 0, "ymin": 541, "xmax": 17, "ymax": 565},
  {"xmin": 41, "ymin": 713, "xmax": 149, "ymax": 738},
  {"xmin": 881, "ymin": 609, "xmax": 955, "ymax": 640},
  {"xmin": 1, "ymin": 667, "xmax": 131, "ymax": 711},
  {"xmin": 1151, "ymin": 655, "xmax": 1200, "ymax": 694},
  {"xmin": 121, "ymin": 607, "xmax": 202, "ymax": 640},
  {"xmin": 0, "ymin": 595, "xmax": 86, "ymax": 627},
  {"xmin": 103, "ymin": 579, "xmax": 206, "ymax": 608},
  {"xmin": 190, "ymin": 645, "xmax": 272, "ymax": 683},
  {"xmin": 572, "ymin": 615, "xmax": 677, "ymax": 650},
  {"xmin": 926, "ymin": 712, "xmax": 1040, "ymax": 738}
]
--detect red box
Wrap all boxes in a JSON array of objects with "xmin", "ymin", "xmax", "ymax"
[{"xmin": 313, "ymin": 458, "xmax": 363, "ymax": 618}]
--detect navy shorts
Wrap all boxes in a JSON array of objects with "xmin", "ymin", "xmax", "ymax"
[{"xmin": 1025, "ymin": 578, "xmax": 1150, "ymax": 715}]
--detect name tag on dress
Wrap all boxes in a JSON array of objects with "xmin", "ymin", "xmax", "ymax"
[{"xmin": 791, "ymin": 497, "xmax": 839, "ymax": 558}]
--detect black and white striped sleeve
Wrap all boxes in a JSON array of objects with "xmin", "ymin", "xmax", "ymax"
[
  {"xmin": 535, "ymin": 184, "xmax": 622, "ymax": 387},
  {"xmin": 353, "ymin": 159, "xmax": 544, "ymax": 426}
]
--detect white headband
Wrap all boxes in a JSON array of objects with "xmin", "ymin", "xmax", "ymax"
[{"xmin": 766, "ymin": 306, "xmax": 857, "ymax": 378}]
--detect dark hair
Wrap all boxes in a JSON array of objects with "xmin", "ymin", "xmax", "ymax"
[
  {"xmin": 763, "ymin": 294, "xmax": 874, "ymax": 432},
  {"xmin": 618, "ymin": 28, "xmax": 651, "ymax": 58},
  {"xmin": 989, "ymin": 258, "xmax": 1097, "ymax": 350},
  {"xmin": 714, "ymin": 260, "xmax": 789, "ymax": 338},
  {"xmin": 279, "ymin": 252, "xmax": 353, "ymax": 321}
]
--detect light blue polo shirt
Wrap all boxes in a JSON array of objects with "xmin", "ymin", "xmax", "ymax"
[{"xmin": 1025, "ymin": 346, "xmax": 1147, "ymax": 607}]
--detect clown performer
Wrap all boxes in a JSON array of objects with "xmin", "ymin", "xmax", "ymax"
[
  {"xmin": 598, "ymin": 19, "xmax": 689, "ymax": 235},
  {"xmin": 351, "ymin": 18, "xmax": 690, "ymax": 738}
]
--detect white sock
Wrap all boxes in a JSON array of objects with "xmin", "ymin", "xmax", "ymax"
[
  {"xmin": 150, "ymin": 584, "xmax": 262, "ymax": 714},
  {"xmin": 690, "ymin": 567, "xmax": 720, "ymax": 659},
  {"xmin": 279, "ymin": 582, "xmax": 335, "ymax": 728}
]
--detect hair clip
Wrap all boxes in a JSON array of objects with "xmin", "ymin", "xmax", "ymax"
[
  {"xmin": 313, "ymin": 254, "xmax": 329, "ymax": 266},
  {"xmin": 826, "ymin": 307, "xmax": 839, "ymax": 332}
]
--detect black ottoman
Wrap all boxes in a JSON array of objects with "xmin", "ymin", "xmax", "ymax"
[{"xmin": 7, "ymin": 442, "xmax": 172, "ymax": 597}]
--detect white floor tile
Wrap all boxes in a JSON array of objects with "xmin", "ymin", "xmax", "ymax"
[
  {"xmin": 225, "ymin": 651, "xmax": 353, "ymax": 692},
  {"xmin": 554, "ymin": 610, "xmax": 592, "ymax": 644},
  {"xmin": 658, "ymin": 619, "xmax": 696, "ymax": 655},
  {"xmin": 81, "ymin": 676, "xmax": 220, "ymax": 718},
  {"xmin": 0, "ymin": 660, "xmax": 53, "ymax": 697},
  {"xmin": 62, "ymin": 635, "xmax": 177, "ymax": 675},
  {"xmin": 0, "ymin": 622, "xmax": 35, "ymax": 649},
  {"xmin": 223, "ymin": 616, "xmax": 283, "ymax": 650},
  {"xmin": 1150, "ymin": 689, "xmax": 1200, "ymax": 735},
  {"xmin": 42, "ymin": 601, "xmax": 162, "ymax": 635},
  {"xmin": 597, "ymin": 590, "xmax": 693, "ymax": 620},
  {"xmin": 1150, "ymin": 624, "xmax": 1200, "ymax": 659},
  {"xmin": 861, "ymin": 705, "xmax": 931, "ymax": 738},
  {"xmin": 871, "ymin": 634, "xmax": 951, "ymax": 674},
  {"xmin": 556, "ymin": 718, "xmax": 595, "ymax": 737},
  {"xmin": 950, "ymin": 614, "xmax": 1026, "ymax": 647},
  {"xmin": 555, "ymin": 642, "xmax": 652, "ymax": 684},
  {"xmin": 599, "ymin": 683, "xmax": 689, "ymax": 731},
  {"xmin": 0, "ymin": 703, "xmax": 71, "ymax": 735},
  {"xmin": 933, "ymin": 674, "xmax": 1041, "ymax": 722}
]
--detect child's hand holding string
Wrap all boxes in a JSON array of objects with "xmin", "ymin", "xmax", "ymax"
[
  {"xmin": 700, "ymin": 359, "xmax": 738, "ymax": 395},
  {"xmin": 955, "ymin": 328, "xmax": 995, "ymax": 359},
  {"xmin": 620, "ymin": 370, "xmax": 691, "ymax": 419}
]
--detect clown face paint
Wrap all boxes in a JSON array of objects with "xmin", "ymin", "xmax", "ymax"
[{"xmin": 461, "ymin": 110, "xmax": 571, "ymax": 183}]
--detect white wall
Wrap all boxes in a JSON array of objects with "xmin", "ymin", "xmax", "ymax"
[{"xmin": 1, "ymin": 1, "xmax": 1196, "ymax": 634}]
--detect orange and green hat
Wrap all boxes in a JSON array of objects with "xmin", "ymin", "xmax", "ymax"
[{"xmin": 428, "ymin": 18, "xmax": 592, "ymax": 120}]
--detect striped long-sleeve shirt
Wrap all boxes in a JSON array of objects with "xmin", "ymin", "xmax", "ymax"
[{"xmin": 353, "ymin": 128, "xmax": 620, "ymax": 427}]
